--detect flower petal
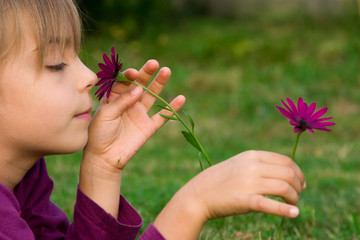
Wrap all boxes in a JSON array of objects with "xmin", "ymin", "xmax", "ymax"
[
  {"xmin": 287, "ymin": 98, "xmax": 299, "ymax": 118},
  {"xmin": 297, "ymin": 97, "xmax": 307, "ymax": 119},
  {"xmin": 289, "ymin": 120, "xmax": 300, "ymax": 127},
  {"xmin": 280, "ymin": 99, "xmax": 293, "ymax": 114},
  {"xmin": 95, "ymin": 77, "xmax": 112, "ymax": 86},
  {"xmin": 304, "ymin": 102, "xmax": 316, "ymax": 121},
  {"xmin": 310, "ymin": 117, "xmax": 334, "ymax": 125},
  {"xmin": 309, "ymin": 107, "xmax": 328, "ymax": 121},
  {"xmin": 276, "ymin": 106, "xmax": 295, "ymax": 121},
  {"xmin": 312, "ymin": 122, "xmax": 336, "ymax": 127},
  {"xmin": 294, "ymin": 126, "xmax": 304, "ymax": 133},
  {"xmin": 97, "ymin": 71, "xmax": 113, "ymax": 78},
  {"xmin": 305, "ymin": 128, "xmax": 315, "ymax": 134},
  {"xmin": 105, "ymin": 84, "xmax": 113, "ymax": 98},
  {"xmin": 313, "ymin": 126, "xmax": 332, "ymax": 132},
  {"xmin": 103, "ymin": 53, "xmax": 113, "ymax": 68},
  {"xmin": 98, "ymin": 63, "xmax": 114, "ymax": 72},
  {"xmin": 111, "ymin": 47, "xmax": 116, "ymax": 65},
  {"xmin": 95, "ymin": 86, "xmax": 107, "ymax": 100}
]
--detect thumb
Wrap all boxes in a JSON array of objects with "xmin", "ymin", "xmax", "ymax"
[{"xmin": 100, "ymin": 86, "xmax": 143, "ymax": 120}]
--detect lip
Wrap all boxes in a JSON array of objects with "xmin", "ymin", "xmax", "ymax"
[{"xmin": 75, "ymin": 107, "xmax": 92, "ymax": 121}]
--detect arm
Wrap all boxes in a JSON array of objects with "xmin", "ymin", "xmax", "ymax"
[
  {"xmin": 68, "ymin": 188, "xmax": 143, "ymax": 240},
  {"xmin": 0, "ymin": 185, "xmax": 35, "ymax": 240},
  {"xmin": 79, "ymin": 60, "xmax": 185, "ymax": 218},
  {"xmin": 0, "ymin": 158, "xmax": 143, "ymax": 240},
  {"xmin": 152, "ymin": 150, "xmax": 306, "ymax": 240}
]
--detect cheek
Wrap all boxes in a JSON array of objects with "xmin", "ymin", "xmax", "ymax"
[
  {"xmin": 8, "ymin": 89, "xmax": 86, "ymax": 152},
  {"xmin": 17, "ymin": 85, "xmax": 74, "ymax": 127},
  {"xmin": 38, "ymin": 98, "xmax": 73, "ymax": 121},
  {"xmin": 31, "ymin": 94, "xmax": 78, "ymax": 135},
  {"xmin": 15, "ymin": 99, "xmax": 89, "ymax": 154},
  {"xmin": 10, "ymin": 98, "xmax": 71, "ymax": 140}
]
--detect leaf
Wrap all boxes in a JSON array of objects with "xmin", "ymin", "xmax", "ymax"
[
  {"xmin": 155, "ymin": 104, "xmax": 171, "ymax": 112},
  {"xmin": 160, "ymin": 114, "xmax": 177, "ymax": 121},
  {"xmin": 182, "ymin": 110, "xmax": 195, "ymax": 132},
  {"xmin": 181, "ymin": 131, "xmax": 201, "ymax": 152},
  {"xmin": 198, "ymin": 153, "xmax": 204, "ymax": 171}
]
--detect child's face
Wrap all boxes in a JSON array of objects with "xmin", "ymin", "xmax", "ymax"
[{"xmin": 0, "ymin": 25, "xmax": 97, "ymax": 156}]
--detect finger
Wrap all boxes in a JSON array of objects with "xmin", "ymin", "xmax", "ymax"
[
  {"xmin": 249, "ymin": 195, "xmax": 300, "ymax": 218},
  {"xmin": 123, "ymin": 68, "xmax": 139, "ymax": 81},
  {"xmin": 108, "ymin": 69, "xmax": 139, "ymax": 97},
  {"xmin": 141, "ymin": 67, "xmax": 171, "ymax": 111},
  {"xmin": 99, "ymin": 86, "xmax": 143, "ymax": 120},
  {"xmin": 136, "ymin": 59, "xmax": 159, "ymax": 88},
  {"xmin": 260, "ymin": 163, "xmax": 303, "ymax": 194},
  {"xmin": 258, "ymin": 178, "xmax": 299, "ymax": 205},
  {"xmin": 106, "ymin": 60, "xmax": 158, "ymax": 100},
  {"xmin": 257, "ymin": 151, "xmax": 305, "ymax": 190},
  {"xmin": 150, "ymin": 95, "xmax": 186, "ymax": 130},
  {"xmin": 100, "ymin": 82, "xmax": 132, "ymax": 103}
]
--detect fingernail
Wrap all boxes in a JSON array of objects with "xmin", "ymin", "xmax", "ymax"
[
  {"xmin": 303, "ymin": 182, "xmax": 307, "ymax": 189},
  {"xmin": 131, "ymin": 86, "xmax": 142, "ymax": 95},
  {"xmin": 290, "ymin": 207, "xmax": 299, "ymax": 217}
]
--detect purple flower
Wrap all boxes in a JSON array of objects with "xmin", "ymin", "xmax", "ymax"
[
  {"xmin": 95, "ymin": 47, "xmax": 123, "ymax": 100},
  {"xmin": 276, "ymin": 97, "xmax": 335, "ymax": 134}
]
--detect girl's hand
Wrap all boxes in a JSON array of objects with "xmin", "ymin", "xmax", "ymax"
[
  {"xmin": 79, "ymin": 60, "xmax": 184, "ymax": 217},
  {"xmin": 84, "ymin": 60, "xmax": 185, "ymax": 172},
  {"xmin": 190, "ymin": 150, "xmax": 305, "ymax": 219},
  {"xmin": 153, "ymin": 150, "xmax": 306, "ymax": 240}
]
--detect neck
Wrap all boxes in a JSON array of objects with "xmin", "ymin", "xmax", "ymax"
[{"xmin": 0, "ymin": 145, "xmax": 42, "ymax": 190}]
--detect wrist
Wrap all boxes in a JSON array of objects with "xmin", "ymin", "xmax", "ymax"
[
  {"xmin": 79, "ymin": 151, "xmax": 123, "ymax": 218},
  {"xmin": 81, "ymin": 148, "xmax": 124, "ymax": 176},
  {"xmin": 153, "ymin": 184, "xmax": 208, "ymax": 240}
]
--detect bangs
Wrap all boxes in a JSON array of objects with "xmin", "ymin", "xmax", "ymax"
[{"xmin": 0, "ymin": 0, "xmax": 82, "ymax": 67}]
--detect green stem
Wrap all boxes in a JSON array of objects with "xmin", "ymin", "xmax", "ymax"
[
  {"xmin": 278, "ymin": 131, "xmax": 303, "ymax": 240},
  {"xmin": 123, "ymin": 78, "xmax": 212, "ymax": 167},
  {"xmin": 291, "ymin": 131, "xmax": 303, "ymax": 161}
]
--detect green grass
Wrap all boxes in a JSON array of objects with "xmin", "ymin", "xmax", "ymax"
[{"xmin": 47, "ymin": 8, "xmax": 360, "ymax": 240}]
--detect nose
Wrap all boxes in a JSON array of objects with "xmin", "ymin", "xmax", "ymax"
[{"xmin": 76, "ymin": 58, "xmax": 97, "ymax": 92}]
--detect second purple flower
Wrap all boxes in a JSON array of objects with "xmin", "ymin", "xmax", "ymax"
[{"xmin": 276, "ymin": 97, "xmax": 335, "ymax": 134}]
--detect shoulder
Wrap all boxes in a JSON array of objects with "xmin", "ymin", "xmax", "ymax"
[{"xmin": 0, "ymin": 182, "xmax": 35, "ymax": 239}]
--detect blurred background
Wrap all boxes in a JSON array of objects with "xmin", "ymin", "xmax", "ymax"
[{"xmin": 47, "ymin": 0, "xmax": 360, "ymax": 239}]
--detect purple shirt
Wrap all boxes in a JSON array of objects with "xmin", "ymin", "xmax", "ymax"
[{"xmin": 0, "ymin": 158, "xmax": 165, "ymax": 240}]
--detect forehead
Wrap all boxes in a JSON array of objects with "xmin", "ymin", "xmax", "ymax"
[
  {"xmin": 18, "ymin": 21, "xmax": 74, "ymax": 61},
  {"xmin": 0, "ymin": 0, "xmax": 81, "ymax": 75},
  {"xmin": 8, "ymin": 0, "xmax": 81, "ymax": 65}
]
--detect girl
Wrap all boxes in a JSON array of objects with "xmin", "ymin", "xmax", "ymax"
[{"xmin": 0, "ymin": 0, "xmax": 305, "ymax": 239}]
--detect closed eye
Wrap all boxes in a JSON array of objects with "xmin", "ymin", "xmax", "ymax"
[{"xmin": 46, "ymin": 63, "xmax": 67, "ymax": 72}]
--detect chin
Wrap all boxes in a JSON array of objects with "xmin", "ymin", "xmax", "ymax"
[
  {"xmin": 70, "ymin": 136, "xmax": 89, "ymax": 152},
  {"xmin": 66, "ymin": 143, "xmax": 86, "ymax": 154},
  {"xmin": 55, "ymin": 134, "xmax": 89, "ymax": 154}
]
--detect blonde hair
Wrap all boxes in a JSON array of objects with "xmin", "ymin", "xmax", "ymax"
[{"xmin": 0, "ymin": 0, "xmax": 82, "ymax": 67}]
